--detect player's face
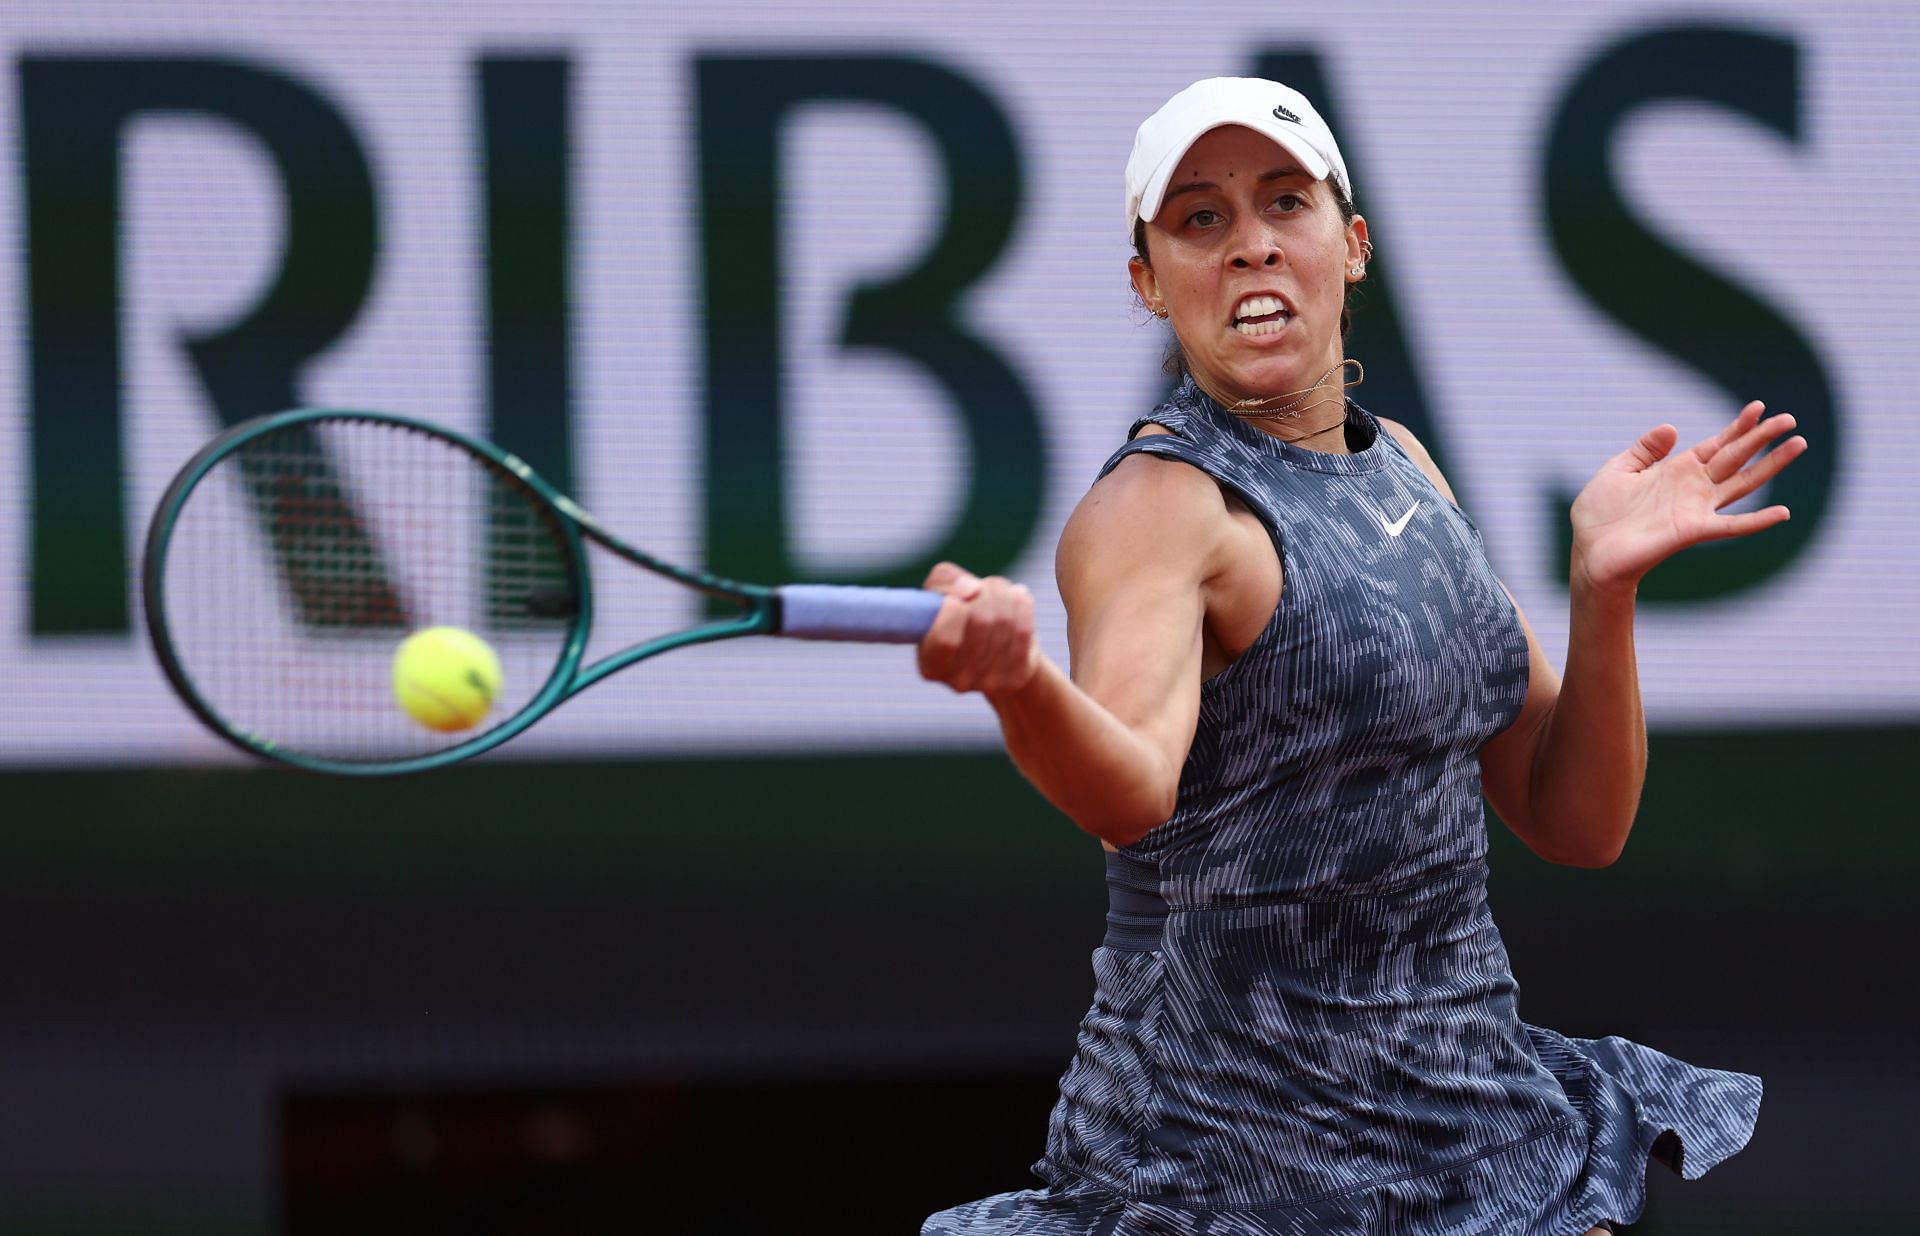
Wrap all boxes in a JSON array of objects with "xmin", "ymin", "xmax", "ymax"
[{"xmin": 1130, "ymin": 125, "xmax": 1366, "ymax": 407}]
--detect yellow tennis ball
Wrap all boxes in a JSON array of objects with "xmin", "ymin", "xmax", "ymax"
[{"xmin": 392, "ymin": 626, "xmax": 503, "ymax": 733}]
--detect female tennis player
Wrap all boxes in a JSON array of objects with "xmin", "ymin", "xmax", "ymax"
[{"xmin": 916, "ymin": 77, "xmax": 1791, "ymax": 1235}]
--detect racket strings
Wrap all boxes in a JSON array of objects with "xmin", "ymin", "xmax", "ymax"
[
  {"xmin": 160, "ymin": 419, "xmax": 579, "ymax": 763},
  {"xmin": 486, "ymin": 477, "xmax": 576, "ymax": 628},
  {"xmin": 241, "ymin": 437, "xmax": 410, "ymax": 630}
]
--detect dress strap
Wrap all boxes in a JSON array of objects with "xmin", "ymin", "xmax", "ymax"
[{"xmin": 1095, "ymin": 429, "xmax": 1219, "ymax": 485}]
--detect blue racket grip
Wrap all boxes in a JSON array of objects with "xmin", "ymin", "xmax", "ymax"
[{"xmin": 776, "ymin": 584, "xmax": 944, "ymax": 643}]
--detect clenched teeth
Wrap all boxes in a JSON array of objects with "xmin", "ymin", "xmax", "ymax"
[{"xmin": 1232, "ymin": 294, "xmax": 1290, "ymax": 335}]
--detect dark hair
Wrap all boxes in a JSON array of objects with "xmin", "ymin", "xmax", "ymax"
[{"xmin": 1132, "ymin": 178, "xmax": 1363, "ymax": 373}]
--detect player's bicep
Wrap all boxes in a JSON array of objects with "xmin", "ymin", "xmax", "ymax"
[
  {"xmin": 1055, "ymin": 456, "xmax": 1219, "ymax": 776},
  {"xmin": 1063, "ymin": 552, "xmax": 1208, "ymax": 762}
]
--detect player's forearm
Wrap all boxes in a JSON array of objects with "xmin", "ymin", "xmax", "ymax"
[
  {"xmin": 985, "ymin": 656, "xmax": 1179, "ymax": 847},
  {"xmin": 1527, "ymin": 563, "xmax": 1648, "ymax": 866}
]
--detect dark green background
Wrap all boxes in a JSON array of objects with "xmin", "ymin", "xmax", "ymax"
[{"xmin": 0, "ymin": 725, "xmax": 1910, "ymax": 1233}]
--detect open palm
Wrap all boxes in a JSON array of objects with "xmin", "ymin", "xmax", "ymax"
[{"xmin": 1569, "ymin": 401, "xmax": 1809, "ymax": 592}]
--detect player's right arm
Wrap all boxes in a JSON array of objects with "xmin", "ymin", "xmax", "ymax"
[{"xmin": 918, "ymin": 452, "xmax": 1235, "ymax": 849}]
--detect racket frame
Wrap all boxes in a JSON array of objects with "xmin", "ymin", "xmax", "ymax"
[{"xmin": 143, "ymin": 407, "xmax": 778, "ymax": 776}]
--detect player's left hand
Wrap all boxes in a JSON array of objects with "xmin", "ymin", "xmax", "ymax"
[{"xmin": 1568, "ymin": 400, "xmax": 1808, "ymax": 594}]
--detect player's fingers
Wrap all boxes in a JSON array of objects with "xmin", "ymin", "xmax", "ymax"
[
  {"xmin": 988, "ymin": 583, "xmax": 1039, "ymax": 693},
  {"xmin": 940, "ymin": 593, "xmax": 984, "ymax": 693},
  {"xmin": 951, "ymin": 577, "xmax": 1036, "ymax": 694},
  {"xmin": 978, "ymin": 578, "xmax": 1025, "ymax": 691},
  {"xmin": 917, "ymin": 588, "xmax": 973, "ymax": 684},
  {"xmin": 958, "ymin": 577, "xmax": 1016, "ymax": 693},
  {"xmin": 922, "ymin": 576, "xmax": 1039, "ymax": 694},
  {"xmin": 1715, "ymin": 433, "xmax": 1807, "ymax": 505},
  {"xmin": 1692, "ymin": 400, "xmax": 1764, "ymax": 464},
  {"xmin": 922, "ymin": 561, "xmax": 983, "ymax": 600},
  {"xmin": 1617, "ymin": 424, "xmax": 1678, "ymax": 471},
  {"xmin": 1708, "ymin": 413, "xmax": 1797, "ymax": 484},
  {"xmin": 1703, "ymin": 504, "xmax": 1792, "ymax": 540}
]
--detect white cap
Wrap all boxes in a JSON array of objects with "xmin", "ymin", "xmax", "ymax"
[{"xmin": 1125, "ymin": 77, "xmax": 1352, "ymax": 236}]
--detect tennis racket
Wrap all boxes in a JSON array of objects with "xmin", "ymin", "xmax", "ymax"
[{"xmin": 142, "ymin": 407, "xmax": 944, "ymax": 775}]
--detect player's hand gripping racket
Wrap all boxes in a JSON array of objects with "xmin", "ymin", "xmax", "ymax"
[{"xmin": 143, "ymin": 408, "xmax": 944, "ymax": 775}]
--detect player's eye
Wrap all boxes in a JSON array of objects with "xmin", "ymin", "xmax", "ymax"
[
  {"xmin": 1270, "ymin": 193, "xmax": 1305, "ymax": 214},
  {"xmin": 1186, "ymin": 208, "xmax": 1222, "ymax": 228}
]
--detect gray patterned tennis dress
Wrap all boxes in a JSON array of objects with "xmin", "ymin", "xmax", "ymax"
[{"xmin": 923, "ymin": 379, "xmax": 1761, "ymax": 1235}]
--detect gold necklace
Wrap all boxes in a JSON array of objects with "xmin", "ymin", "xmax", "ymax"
[{"xmin": 1199, "ymin": 358, "xmax": 1365, "ymax": 442}]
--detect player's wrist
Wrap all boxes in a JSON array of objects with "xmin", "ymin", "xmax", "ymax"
[
  {"xmin": 983, "ymin": 642, "xmax": 1048, "ymax": 707},
  {"xmin": 1567, "ymin": 544, "xmax": 1640, "ymax": 606}
]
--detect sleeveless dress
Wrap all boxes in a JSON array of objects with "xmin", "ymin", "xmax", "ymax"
[{"xmin": 923, "ymin": 378, "xmax": 1761, "ymax": 1236}]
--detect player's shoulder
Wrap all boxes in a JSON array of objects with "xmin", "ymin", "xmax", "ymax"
[
  {"xmin": 1373, "ymin": 415, "xmax": 1457, "ymax": 503},
  {"xmin": 1061, "ymin": 429, "xmax": 1235, "ymax": 576},
  {"xmin": 1082, "ymin": 428, "xmax": 1230, "ymax": 522},
  {"xmin": 1373, "ymin": 414, "xmax": 1425, "ymax": 458}
]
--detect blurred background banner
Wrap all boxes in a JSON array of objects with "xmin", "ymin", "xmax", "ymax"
[
  {"xmin": 5, "ymin": 0, "xmax": 1919, "ymax": 765},
  {"xmin": 1, "ymin": 2, "xmax": 1914, "ymax": 1234}
]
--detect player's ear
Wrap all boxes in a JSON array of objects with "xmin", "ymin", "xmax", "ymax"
[
  {"xmin": 1345, "ymin": 215, "xmax": 1370, "ymax": 273},
  {"xmin": 1129, "ymin": 256, "xmax": 1162, "ymax": 316}
]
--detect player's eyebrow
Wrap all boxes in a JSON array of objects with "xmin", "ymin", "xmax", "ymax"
[{"xmin": 1163, "ymin": 167, "xmax": 1312, "ymax": 201}]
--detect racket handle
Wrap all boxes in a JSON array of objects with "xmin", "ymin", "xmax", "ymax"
[{"xmin": 776, "ymin": 584, "xmax": 944, "ymax": 643}]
